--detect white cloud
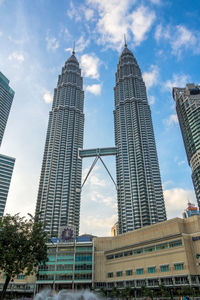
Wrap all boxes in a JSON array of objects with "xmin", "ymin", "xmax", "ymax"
[
  {"xmin": 155, "ymin": 24, "xmax": 200, "ymax": 56},
  {"xmin": 143, "ymin": 65, "xmax": 159, "ymax": 90},
  {"xmin": 67, "ymin": 1, "xmax": 82, "ymax": 21},
  {"xmin": 46, "ymin": 36, "xmax": 59, "ymax": 51},
  {"xmin": 164, "ymin": 188, "xmax": 196, "ymax": 219},
  {"xmin": 84, "ymin": 8, "xmax": 94, "ymax": 21},
  {"xmin": 8, "ymin": 52, "xmax": 24, "ymax": 62},
  {"xmin": 80, "ymin": 54, "xmax": 100, "ymax": 79},
  {"xmin": 178, "ymin": 160, "xmax": 186, "ymax": 166},
  {"xmin": 130, "ymin": 6, "xmax": 155, "ymax": 46},
  {"xmin": 164, "ymin": 73, "xmax": 190, "ymax": 91},
  {"xmin": 165, "ymin": 113, "xmax": 178, "ymax": 126},
  {"xmin": 85, "ymin": 84, "xmax": 101, "ymax": 95},
  {"xmin": 150, "ymin": 0, "xmax": 161, "ymax": 4},
  {"xmin": 89, "ymin": 174, "xmax": 106, "ymax": 187},
  {"xmin": 0, "ymin": 31, "xmax": 2, "ymax": 37},
  {"xmin": 80, "ymin": 214, "xmax": 117, "ymax": 236},
  {"xmin": 171, "ymin": 25, "xmax": 196, "ymax": 56},
  {"xmin": 149, "ymin": 95, "xmax": 155, "ymax": 105},
  {"xmin": 86, "ymin": 0, "xmax": 155, "ymax": 50},
  {"xmin": 43, "ymin": 91, "xmax": 53, "ymax": 104},
  {"xmin": 76, "ymin": 36, "xmax": 90, "ymax": 52}
]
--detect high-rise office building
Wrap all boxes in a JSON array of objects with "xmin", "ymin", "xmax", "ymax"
[
  {"xmin": 0, "ymin": 154, "xmax": 15, "ymax": 217},
  {"xmin": 36, "ymin": 51, "xmax": 84, "ymax": 237},
  {"xmin": 0, "ymin": 72, "xmax": 15, "ymax": 147},
  {"xmin": 114, "ymin": 45, "xmax": 166, "ymax": 234},
  {"xmin": 173, "ymin": 84, "xmax": 200, "ymax": 207}
]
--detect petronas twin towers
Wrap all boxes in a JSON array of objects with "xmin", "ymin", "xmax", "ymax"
[{"xmin": 36, "ymin": 44, "xmax": 166, "ymax": 237}]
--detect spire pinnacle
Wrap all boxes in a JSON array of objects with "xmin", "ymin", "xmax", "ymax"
[
  {"xmin": 72, "ymin": 41, "xmax": 75, "ymax": 55},
  {"xmin": 124, "ymin": 34, "xmax": 127, "ymax": 48}
]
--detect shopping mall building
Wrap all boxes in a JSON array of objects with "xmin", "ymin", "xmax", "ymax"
[{"xmin": 1, "ymin": 216, "xmax": 200, "ymax": 297}]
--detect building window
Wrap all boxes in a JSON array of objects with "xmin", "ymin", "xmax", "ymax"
[
  {"xmin": 156, "ymin": 243, "xmax": 168, "ymax": 250},
  {"xmin": 107, "ymin": 272, "xmax": 113, "ymax": 278},
  {"xmin": 144, "ymin": 246, "xmax": 155, "ymax": 253},
  {"xmin": 126, "ymin": 270, "xmax": 133, "ymax": 276},
  {"xmin": 160, "ymin": 265, "xmax": 169, "ymax": 272},
  {"xmin": 17, "ymin": 274, "xmax": 25, "ymax": 279},
  {"xmin": 174, "ymin": 263, "xmax": 184, "ymax": 270},
  {"xmin": 169, "ymin": 240, "xmax": 182, "ymax": 248},
  {"xmin": 116, "ymin": 271, "xmax": 123, "ymax": 277},
  {"xmin": 134, "ymin": 248, "xmax": 143, "ymax": 255},
  {"xmin": 148, "ymin": 267, "xmax": 156, "ymax": 274},
  {"xmin": 136, "ymin": 268, "xmax": 144, "ymax": 275}
]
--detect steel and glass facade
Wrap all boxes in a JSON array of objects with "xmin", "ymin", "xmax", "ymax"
[
  {"xmin": 35, "ymin": 52, "xmax": 84, "ymax": 237},
  {"xmin": 0, "ymin": 154, "xmax": 15, "ymax": 217},
  {"xmin": 114, "ymin": 46, "xmax": 166, "ymax": 234},
  {"xmin": 36, "ymin": 238, "xmax": 93, "ymax": 291},
  {"xmin": 0, "ymin": 72, "xmax": 14, "ymax": 147},
  {"xmin": 173, "ymin": 84, "xmax": 200, "ymax": 207}
]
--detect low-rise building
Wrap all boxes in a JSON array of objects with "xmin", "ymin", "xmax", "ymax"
[
  {"xmin": 94, "ymin": 216, "xmax": 200, "ymax": 295},
  {"xmin": 35, "ymin": 235, "xmax": 94, "ymax": 292},
  {"xmin": 0, "ymin": 273, "xmax": 35, "ymax": 298}
]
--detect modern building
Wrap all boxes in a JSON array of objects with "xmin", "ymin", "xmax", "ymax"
[
  {"xmin": 35, "ymin": 50, "xmax": 84, "ymax": 237},
  {"xmin": 114, "ymin": 44, "xmax": 166, "ymax": 233},
  {"xmin": 0, "ymin": 71, "xmax": 15, "ymax": 147},
  {"xmin": 183, "ymin": 202, "xmax": 200, "ymax": 219},
  {"xmin": 35, "ymin": 235, "xmax": 94, "ymax": 292},
  {"xmin": 0, "ymin": 273, "xmax": 35, "ymax": 298},
  {"xmin": 0, "ymin": 154, "xmax": 15, "ymax": 217},
  {"xmin": 94, "ymin": 215, "xmax": 200, "ymax": 295},
  {"xmin": 32, "ymin": 216, "xmax": 200, "ymax": 296},
  {"xmin": 173, "ymin": 84, "xmax": 200, "ymax": 207},
  {"xmin": 111, "ymin": 222, "xmax": 118, "ymax": 237}
]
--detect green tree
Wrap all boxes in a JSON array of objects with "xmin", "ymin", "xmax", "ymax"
[
  {"xmin": 0, "ymin": 214, "xmax": 48, "ymax": 300},
  {"xmin": 121, "ymin": 287, "xmax": 132, "ymax": 299}
]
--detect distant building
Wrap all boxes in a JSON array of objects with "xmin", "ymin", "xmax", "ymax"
[
  {"xmin": 183, "ymin": 202, "xmax": 200, "ymax": 218},
  {"xmin": 111, "ymin": 222, "xmax": 118, "ymax": 236},
  {"xmin": 0, "ymin": 154, "xmax": 15, "ymax": 217},
  {"xmin": 0, "ymin": 72, "xmax": 15, "ymax": 147},
  {"xmin": 173, "ymin": 84, "xmax": 200, "ymax": 208}
]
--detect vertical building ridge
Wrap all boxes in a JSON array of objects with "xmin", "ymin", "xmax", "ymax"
[
  {"xmin": 114, "ymin": 46, "xmax": 166, "ymax": 234},
  {"xmin": 36, "ymin": 53, "xmax": 84, "ymax": 237},
  {"xmin": 173, "ymin": 84, "xmax": 200, "ymax": 207}
]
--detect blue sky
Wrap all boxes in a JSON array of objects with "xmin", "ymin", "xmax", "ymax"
[{"xmin": 0, "ymin": 0, "xmax": 199, "ymax": 236}]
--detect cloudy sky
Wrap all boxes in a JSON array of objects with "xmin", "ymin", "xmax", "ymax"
[{"xmin": 0, "ymin": 0, "xmax": 199, "ymax": 236}]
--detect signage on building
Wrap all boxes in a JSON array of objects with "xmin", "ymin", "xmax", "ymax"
[
  {"xmin": 192, "ymin": 236, "xmax": 200, "ymax": 241},
  {"xmin": 59, "ymin": 226, "xmax": 75, "ymax": 242}
]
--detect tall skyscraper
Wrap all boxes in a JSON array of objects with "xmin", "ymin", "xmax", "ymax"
[
  {"xmin": 173, "ymin": 84, "xmax": 200, "ymax": 207},
  {"xmin": 114, "ymin": 45, "xmax": 166, "ymax": 234},
  {"xmin": 36, "ymin": 51, "xmax": 84, "ymax": 237},
  {"xmin": 0, "ymin": 154, "xmax": 15, "ymax": 217},
  {"xmin": 0, "ymin": 72, "xmax": 15, "ymax": 147}
]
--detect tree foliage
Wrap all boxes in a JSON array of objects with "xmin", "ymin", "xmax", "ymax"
[{"xmin": 0, "ymin": 214, "xmax": 48, "ymax": 299}]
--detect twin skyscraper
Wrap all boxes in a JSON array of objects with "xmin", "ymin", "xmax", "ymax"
[{"xmin": 35, "ymin": 44, "xmax": 167, "ymax": 237}]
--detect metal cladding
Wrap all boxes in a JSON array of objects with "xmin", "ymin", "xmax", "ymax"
[
  {"xmin": 36, "ymin": 53, "xmax": 84, "ymax": 237},
  {"xmin": 173, "ymin": 84, "xmax": 200, "ymax": 208},
  {"xmin": 114, "ymin": 45, "xmax": 166, "ymax": 234}
]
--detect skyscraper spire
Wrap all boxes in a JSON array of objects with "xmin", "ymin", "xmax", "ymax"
[
  {"xmin": 72, "ymin": 41, "xmax": 75, "ymax": 55},
  {"xmin": 124, "ymin": 34, "xmax": 127, "ymax": 48}
]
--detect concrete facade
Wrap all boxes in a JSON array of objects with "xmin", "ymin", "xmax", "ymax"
[{"xmin": 94, "ymin": 216, "xmax": 200, "ymax": 291}]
